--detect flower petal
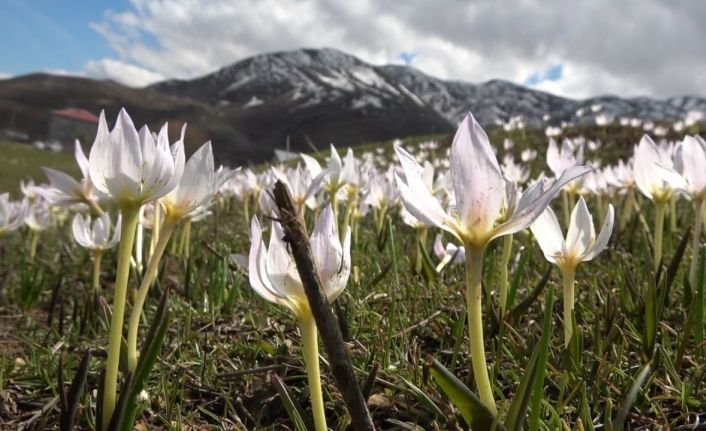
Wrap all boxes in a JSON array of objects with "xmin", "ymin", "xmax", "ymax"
[
  {"xmin": 310, "ymin": 205, "xmax": 343, "ymax": 289},
  {"xmin": 491, "ymin": 165, "xmax": 592, "ymax": 240},
  {"xmin": 394, "ymin": 144, "xmax": 458, "ymax": 237},
  {"xmin": 247, "ymin": 217, "xmax": 284, "ymax": 305},
  {"xmin": 450, "ymin": 113, "xmax": 504, "ymax": 238},
  {"xmin": 529, "ymin": 206, "xmax": 563, "ymax": 264},
  {"xmin": 326, "ymin": 226, "xmax": 351, "ymax": 304},
  {"xmin": 581, "ymin": 204, "xmax": 615, "ymax": 261},
  {"xmin": 565, "ymin": 196, "xmax": 595, "ymax": 257}
]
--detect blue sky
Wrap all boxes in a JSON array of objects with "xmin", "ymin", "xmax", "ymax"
[
  {"xmin": 0, "ymin": 0, "xmax": 125, "ymax": 76},
  {"xmin": 524, "ymin": 65, "xmax": 564, "ymax": 87}
]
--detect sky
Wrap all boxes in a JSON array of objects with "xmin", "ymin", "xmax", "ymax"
[{"xmin": 1, "ymin": 0, "xmax": 705, "ymax": 100}]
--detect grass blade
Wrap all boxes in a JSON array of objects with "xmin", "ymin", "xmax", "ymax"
[
  {"xmin": 61, "ymin": 349, "xmax": 91, "ymax": 431},
  {"xmin": 272, "ymin": 373, "xmax": 312, "ymax": 431},
  {"xmin": 428, "ymin": 358, "xmax": 499, "ymax": 430}
]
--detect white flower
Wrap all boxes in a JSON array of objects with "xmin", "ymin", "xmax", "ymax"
[
  {"xmin": 88, "ymin": 109, "xmax": 185, "ymax": 207},
  {"xmin": 72, "ymin": 212, "xmax": 122, "ymax": 251},
  {"xmin": 654, "ymin": 135, "xmax": 706, "ymax": 201},
  {"xmin": 395, "ymin": 112, "xmax": 590, "ymax": 247},
  {"xmin": 273, "ymin": 164, "xmax": 324, "ymax": 211},
  {"xmin": 530, "ymin": 197, "xmax": 614, "ymax": 271},
  {"xmin": 433, "ymin": 234, "xmax": 465, "ymax": 272},
  {"xmin": 39, "ymin": 141, "xmax": 103, "ymax": 209},
  {"xmin": 0, "ymin": 194, "xmax": 29, "ymax": 235},
  {"xmin": 248, "ymin": 205, "xmax": 351, "ymax": 319},
  {"xmin": 547, "ymin": 138, "xmax": 584, "ymax": 178},
  {"xmin": 161, "ymin": 141, "xmax": 222, "ymax": 220},
  {"xmin": 633, "ymin": 135, "xmax": 674, "ymax": 203},
  {"xmin": 24, "ymin": 203, "xmax": 51, "ymax": 232},
  {"xmin": 301, "ymin": 144, "xmax": 344, "ymax": 192}
]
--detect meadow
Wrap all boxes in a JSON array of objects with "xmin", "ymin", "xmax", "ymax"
[{"xmin": 0, "ymin": 110, "xmax": 705, "ymax": 431}]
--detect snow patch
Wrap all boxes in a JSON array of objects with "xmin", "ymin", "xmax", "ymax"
[
  {"xmin": 243, "ymin": 96, "xmax": 263, "ymax": 108},
  {"xmin": 317, "ymin": 73, "xmax": 355, "ymax": 91},
  {"xmin": 397, "ymin": 84, "xmax": 425, "ymax": 107},
  {"xmin": 352, "ymin": 95, "xmax": 383, "ymax": 109}
]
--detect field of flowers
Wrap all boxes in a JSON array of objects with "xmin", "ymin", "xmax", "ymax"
[{"xmin": 1, "ymin": 108, "xmax": 705, "ymax": 430}]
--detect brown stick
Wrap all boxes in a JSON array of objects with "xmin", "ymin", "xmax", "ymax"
[{"xmin": 272, "ymin": 180, "xmax": 376, "ymax": 431}]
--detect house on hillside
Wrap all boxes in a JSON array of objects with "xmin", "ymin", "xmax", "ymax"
[{"xmin": 47, "ymin": 108, "xmax": 99, "ymax": 150}]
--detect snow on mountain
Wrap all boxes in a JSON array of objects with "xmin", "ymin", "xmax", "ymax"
[{"xmin": 155, "ymin": 48, "xmax": 706, "ymax": 130}]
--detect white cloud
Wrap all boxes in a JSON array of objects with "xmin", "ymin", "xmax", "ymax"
[
  {"xmin": 0, "ymin": 71, "xmax": 12, "ymax": 80},
  {"xmin": 89, "ymin": 0, "xmax": 706, "ymax": 99},
  {"xmin": 528, "ymin": 62, "xmax": 647, "ymax": 99},
  {"xmin": 84, "ymin": 58, "xmax": 164, "ymax": 87}
]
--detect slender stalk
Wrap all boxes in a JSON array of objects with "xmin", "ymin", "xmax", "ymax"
[
  {"xmin": 134, "ymin": 208, "xmax": 144, "ymax": 273},
  {"xmin": 299, "ymin": 312, "xmax": 327, "ymax": 431},
  {"xmin": 86, "ymin": 198, "xmax": 104, "ymax": 217},
  {"xmin": 414, "ymin": 227, "xmax": 428, "ymax": 273},
  {"xmin": 330, "ymin": 186, "xmax": 339, "ymax": 229},
  {"xmin": 568, "ymin": 190, "xmax": 577, "ymax": 212},
  {"xmin": 561, "ymin": 265, "xmax": 576, "ymax": 348},
  {"xmin": 689, "ymin": 199, "xmax": 704, "ymax": 287},
  {"xmin": 252, "ymin": 190, "xmax": 261, "ymax": 216},
  {"xmin": 653, "ymin": 201, "xmax": 667, "ymax": 270},
  {"xmin": 670, "ymin": 195, "xmax": 678, "ymax": 233},
  {"xmin": 597, "ymin": 195, "xmax": 606, "ymax": 225},
  {"xmin": 92, "ymin": 250, "xmax": 103, "ymax": 292},
  {"xmin": 149, "ymin": 201, "xmax": 162, "ymax": 260},
  {"xmin": 243, "ymin": 194, "xmax": 250, "ymax": 225},
  {"xmin": 183, "ymin": 219, "xmax": 191, "ymax": 259},
  {"xmin": 562, "ymin": 190, "xmax": 571, "ymax": 228},
  {"xmin": 29, "ymin": 230, "xmax": 39, "ymax": 258},
  {"xmin": 619, "ymin": 189, "xmax": 636, "ymax": 229},
  {"xmin": 102, "ymin": 204, "xmax": 140, "ymax": 430},
  {"xmin": 464, "ymin": 243, "xmax": 497, "ymax": 415},
  {"xmin": 126, "ymin": 217, "xmax": 178, "ymax": 371},
  {"xmin": 498, "ymin": 234, "xmax": 513, "ymax": 315}
]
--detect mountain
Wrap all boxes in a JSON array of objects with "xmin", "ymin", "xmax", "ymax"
[
  {"xmin": 150, "ymin": 48, "xmax": 453, "ymax": 159},
  {"xmin": 2, "ymin": 48, "xmax": 705, "ymax": 163}
]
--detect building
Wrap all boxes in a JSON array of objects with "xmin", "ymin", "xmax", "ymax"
[{"xmin": 47, "ymin": 108, "xmax": 99, "ymax": 149}]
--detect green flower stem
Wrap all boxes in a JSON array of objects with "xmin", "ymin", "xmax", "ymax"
[
  {"xmin": 689, "ymin": 199, "xmax": 704, "ymax": 288},
  {"xmin": 243, "ymin": 194, "xmax": 250, "ymax": 225},
  {"xmin": 149, "ymin": 201, "xmax": 162, "ymax": 259},
  {"xmin": 299, "ymin": 312, "xmax": 327, "ymax": 431},
  {"xmin": 619, "ymin": 189, "xmax": 636, "ymax": 229},
  {"xmin": 498, "ymin": 234, "xmax": 513, "ymax": 316},
  {"xmin": 654, "ymin": 201, "xmax": 667, "ymax": 270},
  {"xmin": 561, "ymin": 265, "xmax": 576, "ymax": 348},
  {"xmin": 414, "ymin": 227, "xmax": 428, "ymax": 273},
  {"xmin": 329, "ymin": 186, "xmax": 339, "ymax": 228},
  {"xmin": 375, "ymin": 206, "xmax": 388, "ymax": 237},
  {"xmin": 29, "ymin": 230, "xmax": 39, "ymax": 258},
  {"xmin": 597, "ymin": 195, "xmax": 606, "ymax": 225},
  {"xmin": 562, "ymin": 190, "xmax": 571, "ymax": 229},
  {"xmin": 134, "ymin": 208, "xmax": 144, "ymax": 272},
  {"xmin": 465, "ymin": 243, "xmax": 497, "ymax": 416},
  {"xmin": 252, "ymin": 190, "xmax": 261, "ymax": 216},
  {"xmin": 341, "ymin": 200, "xmax": 354, "ymax": 241},
  {"xmin": 102, "ymin": 204, "xmax": 140, "ymax": 430},
  {"xmin": 183, "ymin": 219, "xmax": 191, "ymax": 259},
  {"xmin": 92, "ymin": 250, "xmax": 103, "ymax": 292},
  {"xmin": 670, "ymin": 195, "xmax": 678, "ymax": 233},
  {"xmin": 86, "ymin": 199, "xmax": 105, "ymax": 217},
  {"xmin": 126, "ymin": 216, "xmax": 178, "ymax": 372}
]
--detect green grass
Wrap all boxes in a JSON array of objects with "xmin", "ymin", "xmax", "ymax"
[
  {"xmin": 0, "ymin": 140, "xmax": 80, "ymax": 195},
  {"xmin": 0, "ymin": 126, "xmax": 705, "ymax": 430}
]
